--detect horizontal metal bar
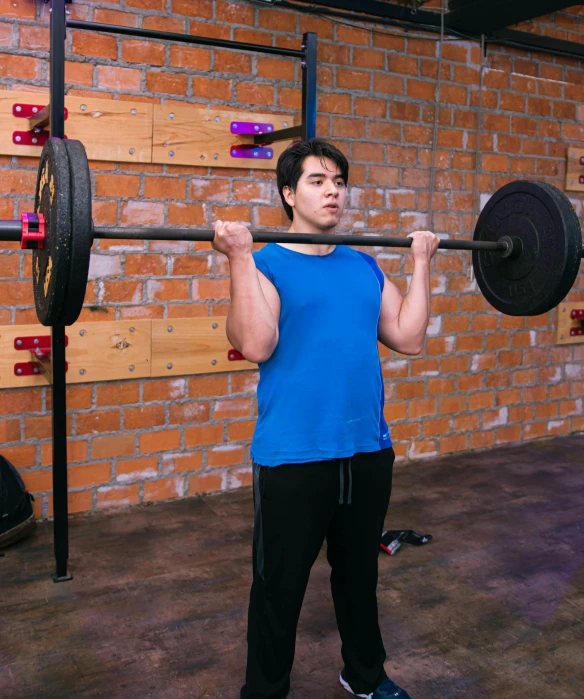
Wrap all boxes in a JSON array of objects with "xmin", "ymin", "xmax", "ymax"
[
  {"xmin": 253, "ymin": 125, "xmax": 303, "ymax": 145},
  {"xmin": 0, "ymin": 221, "xmax": 22, "ymax": 239},
  {"xmin": 66, "ymin": 20, "xmax": 305, "ymax": 58},
  {"xmin": 93, "ymin": 227, "xmax": 507, "ymax": 252}
]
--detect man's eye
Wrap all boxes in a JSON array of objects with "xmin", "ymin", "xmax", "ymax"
[{"xmin": 313, "ymin": 180, "xmax": 322, "ymax": 185}]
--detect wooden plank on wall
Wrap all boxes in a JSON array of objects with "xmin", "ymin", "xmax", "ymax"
[
  {"xmin": 0, "ymin": 321, "xmax": 152, "ymax": 389},
  {"xmin": 152, "ymin": 106, "xmax": 293, "ymax": 170},
  {"xmin": 556, "ymin": 302, "xmax": 584, "ymax": 345},
  {"xmin": 68, "ymin": 320, "xmax": 152, "ymax": 382},
  {"xmin": 0, "ymin": 91, "xmax": 153, "ymax": 163},
  {"xmin": 565, "ymin": 147, "xmax": 584, "ymax": 193},
  {"xmin": 151, "ymin": 317, "xmax": 256, "ymax": 377},
  {"xmin": 0, "ymin": 319, "xmax": 255, "ymax": 389}
]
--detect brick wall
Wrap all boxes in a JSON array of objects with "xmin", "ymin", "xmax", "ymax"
[{"xmin": 0, "ymin": 0, "xmax": 583, "ymax": 519}]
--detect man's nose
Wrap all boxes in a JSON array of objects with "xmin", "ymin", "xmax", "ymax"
[{"xmin": 325, "ymin": 181, "xmax": 338, "ymax": 196}]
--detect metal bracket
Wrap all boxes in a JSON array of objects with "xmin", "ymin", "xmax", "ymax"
[
  {"xmin": 13, "ymin": 335, "xmax": 69, "ymax": 379},
  {"xmin": 230, "ymin": 145, "xmax": 273, "ymax": 160},
  {"xmin": 12, "ymin": 103, "xmax": 68, "ymax": 144},
  {"xmin": 230, "ymin": 120, "xmax": 274, "ymax": 135}
]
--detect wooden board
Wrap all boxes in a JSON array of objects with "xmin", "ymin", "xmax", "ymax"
[
  {"xmin": 151, "ymin": 317, "xmax": 255, "ymax": 376},
  {"xmin": 0, "ymin": 319, "xmax": 254, "ymax": 388},
  {"xmin": 152, "ymin": 106, "xmax": 293, "ymax": 169},
  {"xmin": 0, "ymin": 322, "xmax": 151, "ymax": 389},
  {"xmin": 556, "ymin": 302, "xmax": 584, "ymax": 345},
  {"xmin": 565, "ymin": 147, "xmax": 584, "ymax": 193},
  {"xmin": 68, "ymin": 321, "xmax": 152, "ymax": 382},
  {"xmin": 0, "ymin": 91, "xmax": 153, "ymax": 163}
]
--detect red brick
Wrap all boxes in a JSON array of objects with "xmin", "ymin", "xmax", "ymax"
[
  {"xmin": 207, "ymin": 445, "xmax": 245, "ymax": 468},
  {"xmin": 139, "ymin": 429, "xmax": 181, "ymax": 454},
  {"xmin": 122, "ymin": 201, "xmax": 165, "ymax": 225},
  {"xmin": 0, "ymin": 0, "xmax": 35, "ymax": 18},
  {"xmin": 117, "ymin": 456, "xmax": 159, "ymax": 482},
  {"xmin": 146, "ymin": 279, "xmax": 189, "ymax": 302},
  {"xmin": 72, "ymin": 31, "xmax": 117, "ymax": 60},
  {"xmin": 122, "ymin": 40, "xmax": 165, "ymax": 66},
  {"xmin": 143, "ymin": 15, "xmax": 186, "ymax": 33},
  {"xmin": 144, "ymin": 477, "xmax": 186, "ymax": 502},
  {"xmin": 18, "ymin": 24, "xmax": 48, "ymax": 50},
  {"xmin": 168, "ymin": 203, "xmax": 207, "ymax": 226},
  {"xmin": 0, "ymin": 54, "xmax": 40, "ymax": 80},
  {"xmin": 94, "ymin": 9, "xmax": 139, "ymax": 26},
  {"xmin": 169, "ymin": 45, "xmax": 211, "ymax": 71},
  {"xmin": 97, "ymin": 484, "xmax": 140, "ymax": 509},
  {"xmin": 97, "ymin": 66, "xmax": 141, "ymax": 92},
  {"xmin": 440, "ymin": 434, "xmax": 468, "ymax": 454},
  {"xmin": 92, "ymin": 434, "xmax": 135, "ymax": 459},
  {"xmin": 189, "ymin": 472, "xmax": 224, "ymax": 494},
  {"xmin": 95, "ymin": 174, "xmax": 140, "ymax": 198},
  {"xmin": 147, "ymin": 72, "xmax": 188, "ymax": 95},
  {"xmin": 69, "ymin": 463, "xmax": 112, "ymax": 489},
  {"xmin": 76, "ymin": 410, "xmax": 121, "ymax": 435}
]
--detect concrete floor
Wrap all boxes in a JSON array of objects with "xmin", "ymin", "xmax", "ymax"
[{"xmin": 1, "ymin": 435, "xmax": 583, "ymax": 699}]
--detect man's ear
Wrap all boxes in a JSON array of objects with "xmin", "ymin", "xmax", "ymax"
[{"xmin": 282, "ymin": 185, "xmax": 295, "ymax": 209}]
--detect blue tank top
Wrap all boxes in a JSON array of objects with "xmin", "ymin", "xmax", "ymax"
[{"xmin": 250, "ymin": 243, "xmax": 392, "ymax": 467}]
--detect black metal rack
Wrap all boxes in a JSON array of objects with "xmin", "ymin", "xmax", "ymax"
[{"xmin": 47, "ymin": 0, "xmax": 318, "ymax": 581}]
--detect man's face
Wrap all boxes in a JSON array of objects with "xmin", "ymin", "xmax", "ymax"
[{"xmin": 283, "ymin": 155, "xmax": 346, "ymax": 230}]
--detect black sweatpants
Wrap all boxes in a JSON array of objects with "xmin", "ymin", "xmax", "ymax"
[{"xmin": 240, "ymin": 447, "xmax": 395, "ymax": 699}]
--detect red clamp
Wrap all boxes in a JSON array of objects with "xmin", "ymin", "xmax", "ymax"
[
  {"xmin": 20, "ymin": 212, "xmax": 45, "ymax": 250},
  {"xmin": 228, "ymin": 349, "xmax": 245, "ymax": 361},
  {"xmin": 13, "ymin": 334, "xmax": 68, "ymax": 377}
]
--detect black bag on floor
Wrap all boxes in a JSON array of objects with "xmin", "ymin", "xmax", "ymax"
[{"xmin": 0, "ymin": 454, "xmax": 36, "ymax": 549}]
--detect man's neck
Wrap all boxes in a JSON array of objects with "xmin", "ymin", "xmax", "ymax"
[{"xmin": 278, "ymin": 221, "xmax": 337, "ymax": 256}]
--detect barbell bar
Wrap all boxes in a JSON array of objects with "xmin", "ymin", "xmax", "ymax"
[
  {"xmin": 0, "ymin": 219, "xmax": 513, "ymax": 251},
  {"xmin": 0, "ymin": 138, "xmax": 582, "ymax": 326}
]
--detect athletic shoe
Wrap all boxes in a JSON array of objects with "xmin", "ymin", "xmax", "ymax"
[{"xmin": 340, "ymin": 670, "xmax": 412, "ymax": 699}]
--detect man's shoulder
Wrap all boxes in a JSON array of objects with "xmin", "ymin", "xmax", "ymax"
[{"xmin": 253, "ymin": 243, "xmax": 279, "ymax": 262}]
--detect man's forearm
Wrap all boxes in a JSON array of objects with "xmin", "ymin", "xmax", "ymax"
[{"xmin": 226, "ymin": 253, "xmax": 278, "ymax": 362}]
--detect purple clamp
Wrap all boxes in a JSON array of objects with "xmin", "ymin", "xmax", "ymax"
[
  {"xmin": 230, "ymin": 145, "xmax": 274, "ymax": 160},
  {"xmin": 230, "ymin": 121, "xmax": 274, "ymax": 135}
]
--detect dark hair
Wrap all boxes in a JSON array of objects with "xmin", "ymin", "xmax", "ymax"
[{"xmin": 276, "ymin": 138, "xmax": 349, "ymax": 221}]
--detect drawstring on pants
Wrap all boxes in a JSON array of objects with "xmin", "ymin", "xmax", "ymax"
[{"xmin": 339, "ymin": 458, "xmax": 353, "ymax": 505}]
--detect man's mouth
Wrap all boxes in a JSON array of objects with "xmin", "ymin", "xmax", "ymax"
[{"xmin": 324, "ymin": 204, "xmax": 339, "ymax": 211}]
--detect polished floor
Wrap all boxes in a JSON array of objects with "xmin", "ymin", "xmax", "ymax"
[{"xmin": 1, "ymin": 435, "xmax": 583, "ymax": 699}]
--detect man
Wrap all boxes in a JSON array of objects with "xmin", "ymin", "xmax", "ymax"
[{"xmin": 213, "ymin": 139, "xmax": 439, "ymax": 699}]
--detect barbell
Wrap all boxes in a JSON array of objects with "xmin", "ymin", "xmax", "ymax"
[{"xmin": 0, "ymin": 138, "xmax": 582, "ymax": 326}]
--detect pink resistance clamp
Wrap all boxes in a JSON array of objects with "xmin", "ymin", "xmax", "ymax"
[{"xmin": 21, "ymin": 213, "xmax": 45, "ymax": 250}]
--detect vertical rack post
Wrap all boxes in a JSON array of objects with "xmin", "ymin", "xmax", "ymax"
[
  {"xmin": 301, "ymin": 32, "xmax": 317, "ymax": 140},
  {"xmin": 49, "ymin": 0, "xmax": 72, "ymax": 583}
]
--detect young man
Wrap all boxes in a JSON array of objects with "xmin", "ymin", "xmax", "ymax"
[{"xmin": 212, "ymin": 139, "xmax": 439, "ymax": 699}]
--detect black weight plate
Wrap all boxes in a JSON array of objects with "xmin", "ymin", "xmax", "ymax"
[
  {"xmin": 33, "ymin": 138, "xmax": 72, "ymax": 326},
  {"xmin": 58, "ymin": 139, "xmax": 93, "ymax": 326},
  {"xmin": 472, "ymin": 180, "xmax": 582, "ymax": 316},
  {"xmin": 534, "ymin": 182, "xmax": 582, "ymax": 309}
]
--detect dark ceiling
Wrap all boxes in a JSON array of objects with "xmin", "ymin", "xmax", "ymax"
[
  {"xmin": 296, "ymin": 0, "xmax": 579, "ymax": 35},
  {"xmin": 446, "ymin": 0, "xmax": 578, "ymax": 34},
  {"xmin": 288, "ymin": 1, "xmax": 584, "ymax": 59}
]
